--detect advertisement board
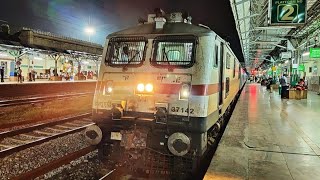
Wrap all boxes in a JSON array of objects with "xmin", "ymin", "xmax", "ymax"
[{"xmin": 269, "ymin": 0, "xmax": 306, "ymax": 25}]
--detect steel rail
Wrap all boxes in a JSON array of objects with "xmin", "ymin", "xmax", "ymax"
[
  {"xmin": 0, "ymin": 113, "xmax": 91, "ymax": 138},
  {"xmin": 99, "ymin": 169, "xmax": 117, "ymax": 180},
  {"xmin": 0, "ymin": 119, "xmax": 94, "ymax": 158},
  {"xmin": 0, "ymin": 92, "xmax": 93, "ymax": 107}
]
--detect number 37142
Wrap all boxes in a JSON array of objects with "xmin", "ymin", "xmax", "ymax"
[{"xmin": 170, "ymin": 107, "xmax": 194, "ymax": 114}]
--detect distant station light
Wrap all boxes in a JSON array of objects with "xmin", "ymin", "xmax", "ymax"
[
  {"xmin": 84, "ymin": 26, "xmax": 95, "ymax": 34},
  {"xmin": 0, "ymin": 53, "xmax": 8, "ymax": 57},
  {"xmin": 34, "ymin": 57, "xmax": 43, "ymax": 60}
]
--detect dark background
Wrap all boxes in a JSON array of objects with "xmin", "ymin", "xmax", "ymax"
[{"xmin": 0, "ymin": 0, "xmax": 243, "ymax": 61}]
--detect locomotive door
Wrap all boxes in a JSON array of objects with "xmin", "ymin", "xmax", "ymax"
[{"xmin": 218, "ymin": 42, "xmax": 224, "ymax": 114}]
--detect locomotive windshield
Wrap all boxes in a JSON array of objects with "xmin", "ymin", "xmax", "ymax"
[
  {"xmin": 151, "ymin": 35, "xmax": 196, "ymax": 68},
  {"xmin": 106, "ymin": 37, "xmax": 147, "ymax": 66}
]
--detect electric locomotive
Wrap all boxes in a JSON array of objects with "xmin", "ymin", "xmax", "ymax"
[{"xmin": 85, "ymin": 9, "xmax": 246, "ymax": 177}]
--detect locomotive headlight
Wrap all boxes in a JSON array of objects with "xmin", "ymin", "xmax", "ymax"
[
  {"xmin": 103, "ymin": 81, "xmax": 113, "ymax": 95},
  {"xmin": 180, "ymin": 84, "xmax": 190, "ymax": 100},
  {"xmin": 182, "ymin": 90, "xmax": 189, "ymax": 97},
  {"xmin": 107, "ymin": 87, "xmax": 113, "ymax": 93},
  {"xmin": 137, "ymin": 83, "xmax": 145, "ymax": 92},
  {"xmin": 145, "ymin": 83, "xmax": 153, "ymax": 92}
]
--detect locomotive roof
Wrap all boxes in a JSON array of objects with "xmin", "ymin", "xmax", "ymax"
[{"xmin": 107, "ymin": 22, "xmax": 214, "ymax": 38}]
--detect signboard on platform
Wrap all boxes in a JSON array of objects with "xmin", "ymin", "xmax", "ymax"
[
  {"xmin": 281, "ymin": 52, "xmax": 292, "ymax": 59},
  {"xmin": 269, "ymin": 0, "xmax": 306, "ymax": 25},
  {"xmin": 310, "ymin": 48, "xmax": 320, "ymax": 58}
]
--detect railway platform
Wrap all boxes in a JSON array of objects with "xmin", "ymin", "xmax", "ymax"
[
  {"xmin": 0, "ymin": 79, "xmax": 97, "ymax": 84},
  {"xmin": 0, "ymin": 80, "xmax": 96, "ymax": 98},
  {"xmin": 204, "ymin": 84, "xmax": 320, "ymax": 180}
]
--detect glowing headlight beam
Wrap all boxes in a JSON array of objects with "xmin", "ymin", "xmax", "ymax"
[
  {"xmin": 107, "ymin": 87, "xmax": 113, "ymax": 93},
  {"xmin": 145, "ymin": 83, "xmax": 153, "ymax": 92},
  {"xmin": 182, "ymin": 90, "xmax": 189, "ymax": 97},
  {"xmin": 137, "ymin": 83, "xmax": 145, "ymax": 92},
  {"xmin": 180, "ymin": 84, "xmax": 190, "ymax": 100}
]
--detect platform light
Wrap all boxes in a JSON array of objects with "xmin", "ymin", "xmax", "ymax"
[
  {"xmin": 84, "ymin": 26, "xmax": 96, "ymax": 41},
  {"xmin": 302, "ymin": 52, "xmax": 310, "ymax": 56},
  {"xmin": 0, "ymin": 53, "xmax": 8, "ymax": 57},
  {"xmin": 34, "ymin": 57, "xmax": 43, "ymax": 60},
  {"xmin": 84, "ymin": 26, "xmax": 95, "ymax": 34}
]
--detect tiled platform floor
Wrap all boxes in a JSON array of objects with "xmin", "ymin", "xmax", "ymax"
[{"xmin": 204, "ymin": 84, "xmax": 320, "ymax": 180}]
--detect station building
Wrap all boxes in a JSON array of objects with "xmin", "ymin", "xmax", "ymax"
[{"xmin": 0, "ymin": 25, "xmax": 103, "ymax": 81}]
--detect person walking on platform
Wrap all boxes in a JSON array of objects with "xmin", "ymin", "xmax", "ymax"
[
  {"xmin": 280, "ymin": 74, "xmax": 289, "ymax": 99},
  {"xmin": 17, "ymin": 67, "xmax": 22, "ymax": 83},
  {"xmin": 266, "ymin": 78, "xmax": 273, "ymax": 93},
  {"xmin": 31, "ymin": 69, "xmax": 36, "ymax": 81},
  {"xmin": 0, "ymin": 67, "xmax": 4, "ymax": 82}
]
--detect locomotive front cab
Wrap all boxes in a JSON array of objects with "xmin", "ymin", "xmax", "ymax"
[{"xmin": 85, "ymin": 13, "xmax": 215, "ymax": 177}]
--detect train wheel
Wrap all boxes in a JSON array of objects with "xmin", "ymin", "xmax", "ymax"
[{"xmin": 211, "ymin": 123, "xmax": 221, "ymax": 139}]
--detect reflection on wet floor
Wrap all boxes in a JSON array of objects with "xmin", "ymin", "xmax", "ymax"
[{"xmin": 204, "ymin": 84, "xmax": 320, "ymax": 180}]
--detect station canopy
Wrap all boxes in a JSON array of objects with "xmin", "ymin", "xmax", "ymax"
[{"xmin": 230, "ymin": 0, "xmax": 320, "ymax": 70}]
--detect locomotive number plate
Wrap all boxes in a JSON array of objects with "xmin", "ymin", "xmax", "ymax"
[{"xmin": 110, "ymin": 132, "xmax": 122, "ymax": 141}]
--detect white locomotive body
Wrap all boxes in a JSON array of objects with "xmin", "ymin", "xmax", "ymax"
[{"xmin": 86, "ymin": 11, "xmax": 247, "ymax": 177}]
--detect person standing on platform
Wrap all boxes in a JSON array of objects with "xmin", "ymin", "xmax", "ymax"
[
  {"xmin": 31, "ymin": 69, "xmax": 36, "ymax": 81},
  {"xmin": 17, "ymin": 67, "xmax": 22, "ymax": 83},
  {"xmin": 280, "ymin": 74, "xmax": 289, "ymax": 98},
  {"xmin": 0, "ymin": 67, "xmax": 4, "ymax": 82}
]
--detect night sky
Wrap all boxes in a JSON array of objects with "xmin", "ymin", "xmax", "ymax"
[{"xmin": 0, "ymin": 0, "xmax": 243, "ymax": 62}]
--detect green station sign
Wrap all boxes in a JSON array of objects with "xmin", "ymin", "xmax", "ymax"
[
  {"xmin": 270, "ymin": 0, "xmax": 306, "ymax": 25},
  {"xmin": 310, "ymin": 48, "xmax": 320, "ymax": 58},
  {"xmin": 298, "ymin": 64, "xmax": 305, "ymax": 71}
]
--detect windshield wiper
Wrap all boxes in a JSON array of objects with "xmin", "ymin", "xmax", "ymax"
[
  {"xmin": 122, "ymin": 51, "xmax": 141, "ymax": 70},
  {"xmin": 128, "ymin": 51, "xmax": 140, "ymax": 64},
  {"xmin": 162, "ymin": 48, "xmax": 170, "ymax": 65}
]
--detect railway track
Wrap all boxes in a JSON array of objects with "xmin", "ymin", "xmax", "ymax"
[
  {"xmin": 0, "ymin": 92, "xmax": 93, "ymax": 107},
  {"xmin": 99, "ymin": 169, "xmax": 117, "ymax": 180},
  {"xmin": 0, "ymin": 113, "xmax": 94, "ymax": 158},
  {"xmin": 11, "ymin": 146, "xmax": 97, "ymax": 180}
]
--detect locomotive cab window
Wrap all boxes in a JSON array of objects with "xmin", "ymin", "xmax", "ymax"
[
  {"xmin": 105, "ymin": 37, "xmax": 147, "ymax": 66},
  {"xmin": 226, "ymin": 52, "xmax": 231, "ymax": 69},
  {"xmin": 225, "ymin": 77, "xmax": 230, "ymax": 98},
  {"xmin": 151, "ymin": 35, "xmax": 196, "ymax": 68},
  {"xmin": 233, "ymin": 59, "xmax": 236, "ymax": 78},
  {"xmin": 214, "ymin": 45, "xmax": 219, "ymax": 68}
]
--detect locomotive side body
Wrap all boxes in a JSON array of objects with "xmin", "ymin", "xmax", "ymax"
[{"xmin": 86, "ymin": 12, "xmax": 246, "ymax": 177}]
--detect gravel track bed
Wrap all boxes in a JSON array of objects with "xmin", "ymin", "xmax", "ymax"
[
  {"xmin": 36, "ymin": 150, "xmax": 109, "ymax": 180},
  {"xmin": 0, "ymin": 131, "xmax": 90, "ymax": 179}
]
